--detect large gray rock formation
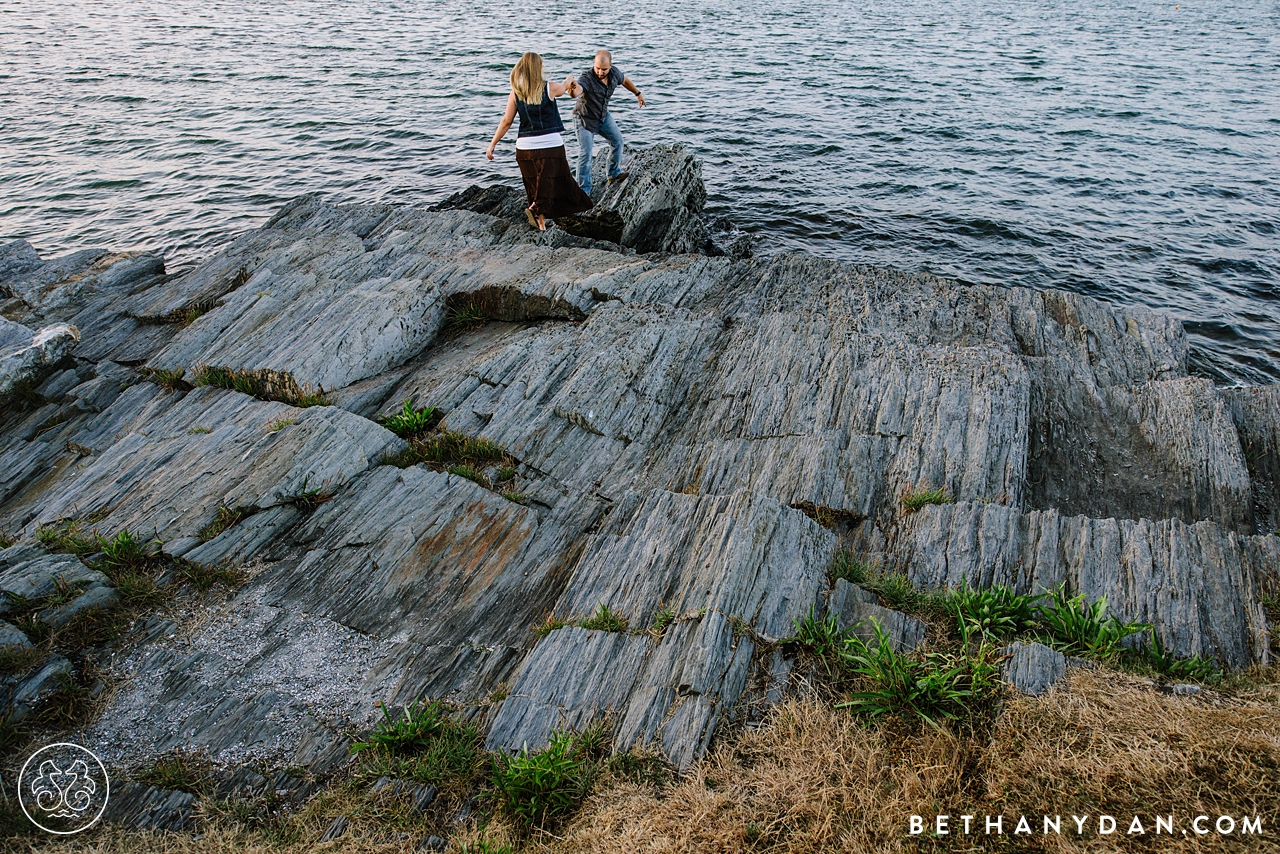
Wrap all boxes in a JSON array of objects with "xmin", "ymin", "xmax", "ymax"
[{"xmin": 0, "ymin": 144, "xmax": 1275, "ymax": 798}]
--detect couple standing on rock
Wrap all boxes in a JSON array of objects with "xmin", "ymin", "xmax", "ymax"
[{"xmin": 485, "ymin": 50, "xmax": 645, "ymax": 231}]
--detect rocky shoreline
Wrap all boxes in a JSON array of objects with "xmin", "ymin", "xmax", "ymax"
[{"xmin": 1, "ymin": 145, "xmax": 1277, "ymax": 836}]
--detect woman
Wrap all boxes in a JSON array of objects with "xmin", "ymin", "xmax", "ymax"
[{"xmin": 486, "ymin": 52, "xmax": 593, "ymax": 231}]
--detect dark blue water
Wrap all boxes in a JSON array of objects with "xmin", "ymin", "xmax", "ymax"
[{"xmin": 2, "ymin": 0, "xmax": 1277, "ymax": 383}]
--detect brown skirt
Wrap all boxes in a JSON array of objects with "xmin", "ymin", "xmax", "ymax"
[{"xmin": 516, "ymin": 146, "xmax": 593, "ymax": 220}]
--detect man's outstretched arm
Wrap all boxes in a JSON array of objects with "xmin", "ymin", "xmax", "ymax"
[{"xmin": 621, "ymin": 76, "xmax": 646, "ymax": 107}]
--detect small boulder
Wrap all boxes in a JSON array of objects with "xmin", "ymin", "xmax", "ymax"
[
  {"xmin": 38, "ymin": 582, "xmax": 120, "ymax": 629},
  {"xmin": 1001, "ymin": 642, "xmax": 1090, "ymax": 696},
  {"xmin": 0, "ymin": 620, "xmax": 32, "ymax": 650},
  {"xmin": 826, "ymin": 579, "xmax": 927, "ymax": 652}
]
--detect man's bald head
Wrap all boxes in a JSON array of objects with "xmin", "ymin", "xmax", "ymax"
[{"xmin": 592, "ymin": 50, "xmax": 613, "ymax": 81}]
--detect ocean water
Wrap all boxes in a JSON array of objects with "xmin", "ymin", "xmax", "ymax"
[{"xmin": 1, "ymin": 0, "xmax": 1277, "ymax": 383}]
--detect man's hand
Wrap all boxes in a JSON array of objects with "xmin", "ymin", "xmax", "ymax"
[{"xmin": 636, "ymin": 92, "xmax": 646, "ymax": 107}]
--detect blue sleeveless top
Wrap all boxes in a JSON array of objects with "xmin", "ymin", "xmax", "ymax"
[{"xmin": 515, "ymin": 83, "xmax": 566, "ymax": 137}]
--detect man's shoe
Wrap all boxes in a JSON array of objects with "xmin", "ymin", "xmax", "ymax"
[{"xmin": 607, "ymin": 171, "xmax": 629, "ymax": 183}]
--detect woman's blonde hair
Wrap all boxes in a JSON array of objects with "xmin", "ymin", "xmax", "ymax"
[{"xmin": 510, "ymin": 52, "xmax": 545, "ymax": 104}]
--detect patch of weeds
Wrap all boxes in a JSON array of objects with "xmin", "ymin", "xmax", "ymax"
[
  {"xmin": 604, "ymin": 750, "xmax": 673, "ymax": 788},
  {"xmin": 1142, "ymin": 629, "xmax": 1223, "ymax": 684},
  {"xmin": 35, "ymin": 520, "xmax": 98, "ymax": 558},
  {"xmin": 444, "ymin": 301, "xmax": 489, "ymax": 335},
  {"xmin": 534, "ymin": 613, "xmax": 572, "ymax": 638},
  {"xmin": 793, "ymin": 608, "xmax": 848, "ymax": 673},
  {"xmin": 136, "ymin": 752, "xmax": 210, "ymax": 795},
  {"xmin": 648, "ymin": 606, "xmax": 676, "ymax": 639},
  {"xmin": 192, "ymin": 364, "xmax": 331, "ymax": 408},
  {"xmin": 144, "ymin": 367, "xmax": 187, "ymax": 391},
  {"xmin": 497, "ymin": 465, "xmax": 517, "ymax": 483},
  {"xmin": 0, "ymin": 712, "xmax": 27, "ymax": 756},
  {"xmin": 857, "ymin": 568, "xmax": 949, "ymax": 616},
  {"xmin": 900, "ymin": 483, "xmax": 953, "ymax": 513},
  {"xmin": 459, "ymin": 842, "xmax": 514, "ymax": 854},
  {"xmin": 187, "ymin": 425, "xmax": 212, "ymax": 435},
  {"xmin": 500, "ymin": 491, "xmax": 526, "ymax": 504},
  {"xmin": 175, "ymin": 558, "xmax": 246, "ymax": 593},
  {"xmin": 448, "ymin": 464, "xmax": 486, "ymax": 486},
  {"xmin": 266, "ymin": 415, "xmax": 296, "ymax": 432},
  {"xmin": 790, "ymin": 501, "xmax": 860, "ymax": 530},
  {"xmin": 488, "ymin": 684, "xmax": 510, "ymax": 704},
  {"xmin": 352, "ymin": 698, "xmax": 482, "ymax": 785},
  {"xmin": 293, "ymin": 475, "xmax": 337, "ymax": 508},
  {"xmin": 1035, "ymin": 584, "xmax": 1149, "ymax": 660},
  {"xmin": 0, "ymin": 529, "xmax": 15, "ymax": 549},
  {"xmin": 96, "ymin": 529, "xmax": 160, "ymax": 573},
  {"xmin": 489, "ymin": 728, "xmax": 598, "ymax": 829},
  {"xmin": 949, "ymin": 579, "xmax": 1045, "ymax": 640},
  {"xmin": 829, "ymin": 549, "xmax": 871, "ymax": 585},
  {"xmin": 26, "ymin": 670, "xmax": 97, "ymax": 729},
  {"xmin": 0, "ymin": 644, "xmax": 45, "ymax": 678},
  {"xmin": 837, "ymin": 619, "xmax": 1001, "ymax": 733},
  {"xmin": 377, "ymin": 399, "xmax": 440, "ymax": 439},
  {"xmin": 12, "ymin": 613, "xmax": 52, "ymax": 645},
  {"xmin": 199, "ymin": 505, "xmax": 248, "ymax": 542},
  {"xmin": 578, "ymin": 603, "xmax": 628, "ymax": 633},
  {"xmin": 728, "ymin": 614, "xmax": 753, "ymax": 640}
]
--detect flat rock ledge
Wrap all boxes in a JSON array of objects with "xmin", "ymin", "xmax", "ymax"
[{"xmin": 0, "ymin": 144, "xmax": 1276, "ymax": 826}]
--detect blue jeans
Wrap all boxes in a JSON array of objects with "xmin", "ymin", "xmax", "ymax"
[{"xmin": 575, "ymin": 110, "xmax": 625, "ymax": 194}]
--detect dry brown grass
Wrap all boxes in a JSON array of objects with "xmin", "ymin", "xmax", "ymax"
[{"xmin": 10, "ymin": 669, "xmax": 1279, "ymax": 854}]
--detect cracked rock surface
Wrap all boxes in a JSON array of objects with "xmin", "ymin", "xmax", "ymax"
[{"xmin": 0, "ymin": 144, "xmax": 1275, "ymax": 804}]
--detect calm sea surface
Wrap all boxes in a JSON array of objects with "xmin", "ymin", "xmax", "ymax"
[{"xmin": 2, "ymin": 1, "xmax": 1277, "ymax": 383}]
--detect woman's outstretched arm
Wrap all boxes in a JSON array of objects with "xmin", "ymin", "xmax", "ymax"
[
  {"xmin": 550, "ymin": 75, "xmax": 578, "ymax": 98},
  {"xmin": 485, "ymin": 92, "xmax": 518, "ymax": 160}
]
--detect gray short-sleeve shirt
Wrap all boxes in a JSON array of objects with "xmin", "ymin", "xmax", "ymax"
[{"xmin": 573, "ymin": 66, "xmax": 624, "ymax": 133}]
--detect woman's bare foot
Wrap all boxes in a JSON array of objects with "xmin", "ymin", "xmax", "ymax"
[{"xmin": 536, "ymin": 214, "xmax": 546, "ymax": 231}]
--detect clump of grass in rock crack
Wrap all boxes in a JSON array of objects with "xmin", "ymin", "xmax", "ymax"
[
  {"xmin": 266, "ymin": 415, "xmax": 295, "ymax": 432},
  {"xmin": 186, "ymin": 425, "xmax": 211, "ymax": 435},
  {"xmin": 489, "ymin": 725, "xmax": 605, "ymax": 830},
  {"xmin": 199, "ymin": 505, "xmax": 248, "ymax": 542},
  {"xmin": 578, "ymin": 603, "xmax": 628, "ymax": 633},
  {"xmin": 444, "ymin": 301, "xmax": 489, "ymax": 335},
  {"xmin": 192, "ymin": 364, "xmax": 331, "ymax": 408},
  {"xmin": 1034, "ymin": 583, "xmax": 1149, "ymax": 659},
  {"xmin": 534, "ymin": 613, "xmax": 573, "ymax": 638},
  {"xmin": 350, "ymin": 698, "xmax": 482, "ymax": 785},
  {"xmin": 377, "ymin": 398, "xmax": 439, "ymax": 439},
  {"xmin": 136, "ymin": 752, "xmax": 211, "ymax": 795},
  {"xmin": 647, "ymin": 606, "xmax": 676, "ymax": 639},
  {"xmin": 175, "ymin": 557, "xmax": 246, "ymax": 593},
  {"xmin": 35, "ymin": 519, "xmax": 99, "ymax": 558},
  {"xmin": 900, "ymin": 483, "xmax": 953, "ymax": 513},
  {"xmin": 828, "ymin": 551, "xmax": 950, "ymax": 615},
  {"xmin": 949, "ymin": 579, "xmax": 1045, "ymax": 640},
  {"xmin": 382, "ymin": 426, "xmax": 518, "ymax": 498},
  {"xmin": 292, "ymin": 475, "xmax": 337, "ymax": 508},
  {"xmin": 143, "ymin": 367, "xmax": 187, "ymax": 391},
  {"xmin": 0, "ymin": 528, "xmax": 15, "ymax": 549}
]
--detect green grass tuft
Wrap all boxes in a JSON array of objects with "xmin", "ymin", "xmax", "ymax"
[
  {"xmin": 534, "ymin": 613, "xmax": 572, "ymax": 638},
  {"xmin": 36, "ymin": 520, "xmax": 99, "ymax": 558},
  {"xmin": 900, "ymin": 484, "xmax": 953, "ymax": 513},
  {"xmin": 578, "ymin": 603, "xmax": 628, "ymax": 633},
  {"xmin": 648, "ymin": 607, "xmax": 676, "ymax": 639},
  {"xmin": 489, "ymin": 728, "xmax": 598, "ymax": 829},
  {"xmin": 351, "ymin": 698, "xmax": 482, "ymax": 785},
  {"xmin": 136, "ymin": 753, "xmax": 209, "ymax": 795},
  {"xmin": 377, "ymin": 399, "xmax": 439, "ymax": 439},
  {"xmin": 949, "ymin": 579, "xmax": 1045, "ymax": 640},
  {"xmin": 444, "ymin": 302, "xmax": 489, "ymax": 335},
  {"xmin": 192, "ymin": 364, "xmax": 330, "ymax": 408},
  {"xmin": 199, "ymin": 506, "xmax": 248, "ymax": 542},
  {"xmin": 1035, "ymin": 584, "xmax": 1149, "ymax": 660},
  {"xmin": 144, "ymin": 367, "xmax": 187, "ymax": 391}
]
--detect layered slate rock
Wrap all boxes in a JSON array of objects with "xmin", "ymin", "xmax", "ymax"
[
  {"xmin": 487, "ymin": 490, "xmax": 832, "ymax": 768},
  {"xmin": 31, "ymin": 386, "xmax": 404, "ymax": 547},
  {"xmin": 881, "ymin": 502, "xmax": 1270, "ymax": 668},
  {"xmin": 0, "ymin": 316, "xmax": 79, "ymax": 400},
  {"xmin": 2, "ymin": 146, "xmax": 1276, "ymax": 786}
]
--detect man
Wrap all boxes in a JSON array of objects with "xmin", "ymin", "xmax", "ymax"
[{"xmin": 569, "ymin": 50, "xmax": 645, "ymax": 194}]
